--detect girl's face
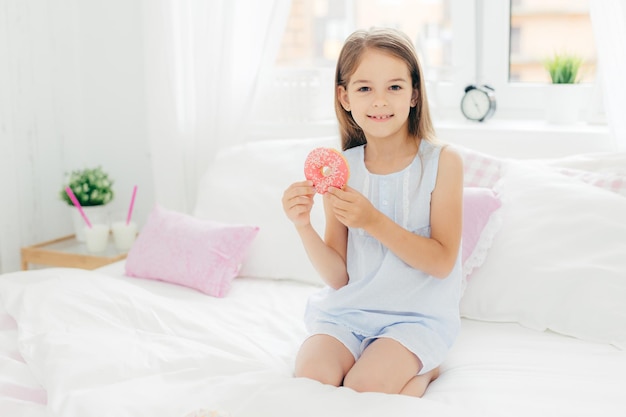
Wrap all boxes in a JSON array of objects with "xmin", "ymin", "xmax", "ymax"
[{"xmin": 338, "ymin": 48, "xmax": 418, "ymax": 142}]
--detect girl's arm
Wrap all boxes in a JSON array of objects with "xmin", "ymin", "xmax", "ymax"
[
  {"xmin": 327, "ymin": 147, "xmax": 463, "ymax": 279},
  {"xmin": 283, "ymin": 181, "xmax": 349, "ymax": 289}
]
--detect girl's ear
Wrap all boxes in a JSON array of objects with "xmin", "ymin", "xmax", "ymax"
[
  {"xmin": 411, "ymin": 89, "xmax": 419, "ymax": 108},
  {"xmin": 338, "ymin": 85, "xmax": 350, "ymax": 111}
]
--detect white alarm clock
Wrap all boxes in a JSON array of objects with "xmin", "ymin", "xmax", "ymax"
[{"xmin": 461, "ymin": 84, "xmax": 496, "ymax": 122}]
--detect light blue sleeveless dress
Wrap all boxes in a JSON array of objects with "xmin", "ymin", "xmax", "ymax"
[{"xmin": 303, "ymin": 140, "xmax": 463, "ymax": 374}]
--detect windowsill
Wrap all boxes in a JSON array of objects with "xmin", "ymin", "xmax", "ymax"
[
  {"xmin": 435, "ymin": 117, "xmax": 608, "ymax": 133},
  {"xmin": 434, "ymin": 117, "xmax": 613, "ymax": 158}
]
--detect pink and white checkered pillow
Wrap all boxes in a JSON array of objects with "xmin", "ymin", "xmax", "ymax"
[
  {"xmin": 455, "ymin": 145, "xmax": 626, "ymax": 198},
  {"xmin": 125, "ymin": 205, "xmax": 259, "ymax": 297},
  {"xmin": 454, "ymin": 146, "xmax": 504, "ymax": 189},
  {"xmin": 556, "ymin": 168, "xmax": 626, "ymax": 197}
]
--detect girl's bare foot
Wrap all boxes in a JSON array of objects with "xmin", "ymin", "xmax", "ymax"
[{"xmin": 399, "ymin": 367, "xmax": 440, "ymax": 397}]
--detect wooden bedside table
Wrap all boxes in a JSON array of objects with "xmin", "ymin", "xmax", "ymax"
[{"xmin": 21, "ymin": 235, "xmax": 128, "ymax": 271}]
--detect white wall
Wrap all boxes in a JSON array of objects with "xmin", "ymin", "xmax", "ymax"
[
  {"xmin": 60, "ymin": 1, "xmax": 154, "ymax": 223},
  {"xmin": 0, "ymin": 0, "xmax": 154, "ymax": 272}
]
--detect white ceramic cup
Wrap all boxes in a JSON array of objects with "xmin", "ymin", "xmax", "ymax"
[
  {"xmin": 84, "ymin": 224, "xmax": 110, "ymax": 253},
  {"xmin": 111, "ymin": 221, "xmax": 138, "ymax": 251}
]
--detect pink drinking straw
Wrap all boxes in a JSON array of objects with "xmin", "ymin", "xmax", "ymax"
[
  {"xmin": 65, "ymin": 187, "xmax": 92, "ymax": 228},
  {"xmin": 126, "ymin": 185, "xmax": 137, "ymax": 225}
]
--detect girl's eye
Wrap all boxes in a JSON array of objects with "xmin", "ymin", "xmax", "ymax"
[
  {"xmin": 357, "ymin": 86, "xmax": 370, "ymax": 92},
  {"xmin": 390, "ymin": 85, "xmax": 402, "ymax": 91}
]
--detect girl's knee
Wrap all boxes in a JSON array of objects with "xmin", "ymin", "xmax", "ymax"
[
  {"xmin": 294, "ymin": 334, "xmax": 354, "ymax": 387},
  {"xmin": 294, "ymin": 358, "xmax": 344, "ymax": 387},
  {"xmin": 343, "ymin": 371, "xmax": 394, "ymax": 394}
]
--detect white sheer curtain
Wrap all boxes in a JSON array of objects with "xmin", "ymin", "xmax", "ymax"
[
  {"xmin": 143, "ymin": 0, "xmax": 291, "ymax": 213},
  {"xmin": 590, "ymin": 0, "xmax": 626, "ymax": 151}
]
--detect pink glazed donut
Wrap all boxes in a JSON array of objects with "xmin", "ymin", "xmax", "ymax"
[{"xmin": 304, "ymin": 147, "xmax": 350, "ymax": 194}]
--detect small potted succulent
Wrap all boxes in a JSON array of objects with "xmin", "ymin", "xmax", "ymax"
[
  {"xmin": 543, "ymin": 52, "xmax": 585, "ymax": 124},
  {"xmin": 60, "ymin": 166, "xmax": 114, "ymax": 241}
]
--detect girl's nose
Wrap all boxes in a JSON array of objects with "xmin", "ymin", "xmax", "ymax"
[{"xmin": 372, "ymin": 94, "xmax": 388, "ymax": 107}]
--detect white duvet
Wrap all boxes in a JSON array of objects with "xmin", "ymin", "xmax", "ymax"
[
  {"xmin": 0, "ymin": 267, "xmax": 478, "ymax": 417},
  {"xmin": 2, "ymin": 266, "xmax": 626, "ymax": 417}
]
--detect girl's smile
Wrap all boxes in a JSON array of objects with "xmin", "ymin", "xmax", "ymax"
[{"xmin": 368, "ymin": 114, "xmax": 393, "ymax": 121}]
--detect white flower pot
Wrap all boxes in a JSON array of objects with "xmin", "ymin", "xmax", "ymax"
[
  {"xmin": 70, "ymin": 205, "xmax": 110, "ymax": 242},
  {"xmin": 545, "ymin": 84, "xmax": 585, "ymax": 125}
]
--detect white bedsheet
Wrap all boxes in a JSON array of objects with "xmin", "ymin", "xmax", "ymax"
[
  {"xmin": 0, "ymin": 299, "xmax": 46, "ymax": 416},
  {"xmin": 1, "ymin": 265, "xmax": 625, "ymax": 417}
]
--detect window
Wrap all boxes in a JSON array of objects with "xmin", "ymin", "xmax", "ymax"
[
  {"xmin": 276, "ymin": 0, "xmax": 456, "ymax": 81},
  {"xmin": 252, "ymin": 0, "xmax": 599, "ymax": 131},
  {"xmin": 509, "ymin": 0, "xmax": 596, "ymax": 83},
  {"xmin": 482, "ymin": 0, "xmax": 597, "ymax": 118},
  {"xmin": 253, "ymin": 0, "xmax": 473, "ymax": 128}
]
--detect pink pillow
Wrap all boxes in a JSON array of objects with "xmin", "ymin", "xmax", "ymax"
[
  {"xmin": 462, "ymin": 187, "xmax": 502, "ymax": 281},
  {"xmin": 125, "ymin": 205, "xmax": 259, "ymax": 297}
]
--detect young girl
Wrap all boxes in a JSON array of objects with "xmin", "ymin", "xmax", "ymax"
[{"xmin": 282, "ymin": 28, "xmax": 463, "ymax": 397}]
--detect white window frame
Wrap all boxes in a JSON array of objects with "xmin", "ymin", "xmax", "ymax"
[{"xmin": 427, "ymin": 0, "xmax": 477, "ymax": 119}]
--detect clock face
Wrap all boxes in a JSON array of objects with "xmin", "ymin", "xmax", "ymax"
[{"xmin": 461, "ymin": 89, "xmax": 492, "ymax": 121}]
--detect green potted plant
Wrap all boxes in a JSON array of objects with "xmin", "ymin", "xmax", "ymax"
[
  {"xmin": 60, "ymin": 166, "xmax": 114, "ymax": 241},
  {"xmin": 544, "ymin": 53, "xmax": 583, "ymax": 84},
  {"xmin": 60, "ymin": 166, "xmax": 114, "ymax": 206},
  {"xmin": 543, "ymin": 52, "xmax": 585, "ymax": 124}
]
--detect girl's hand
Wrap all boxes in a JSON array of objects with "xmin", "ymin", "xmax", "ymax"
[
  {"xmin": 325, "ymin": 186, "xmax": 379, "ymax": 229},
  {"xmin": 282, "ymin": 181, "xmax": 316, "ymax": 227}
]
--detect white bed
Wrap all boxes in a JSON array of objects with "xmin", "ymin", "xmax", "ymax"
[{"xmin": 1, "ymin": 136, "xmax": 625, "ymax": 417}]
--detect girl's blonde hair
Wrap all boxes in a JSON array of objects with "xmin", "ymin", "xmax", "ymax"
[{"xmin": 334, "ymin": 28, "xmax": 436, "ymax": 151}]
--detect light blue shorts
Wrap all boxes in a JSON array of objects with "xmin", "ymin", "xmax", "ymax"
[{"xmin": 307, "ymin": 320, "xmax": 448, "ymax": 375}]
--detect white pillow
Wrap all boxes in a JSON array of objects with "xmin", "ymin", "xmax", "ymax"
[
  {"xmin": 460, "ymin": 162, "xmax": 626, "ymax": 348},
  {"xmin": 539, "ymin": 151, "xmax": 626, "ymax": 176},
  {"xmin": 194, "ymin": 137, "xmax": 339, "ymax": 285}
]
